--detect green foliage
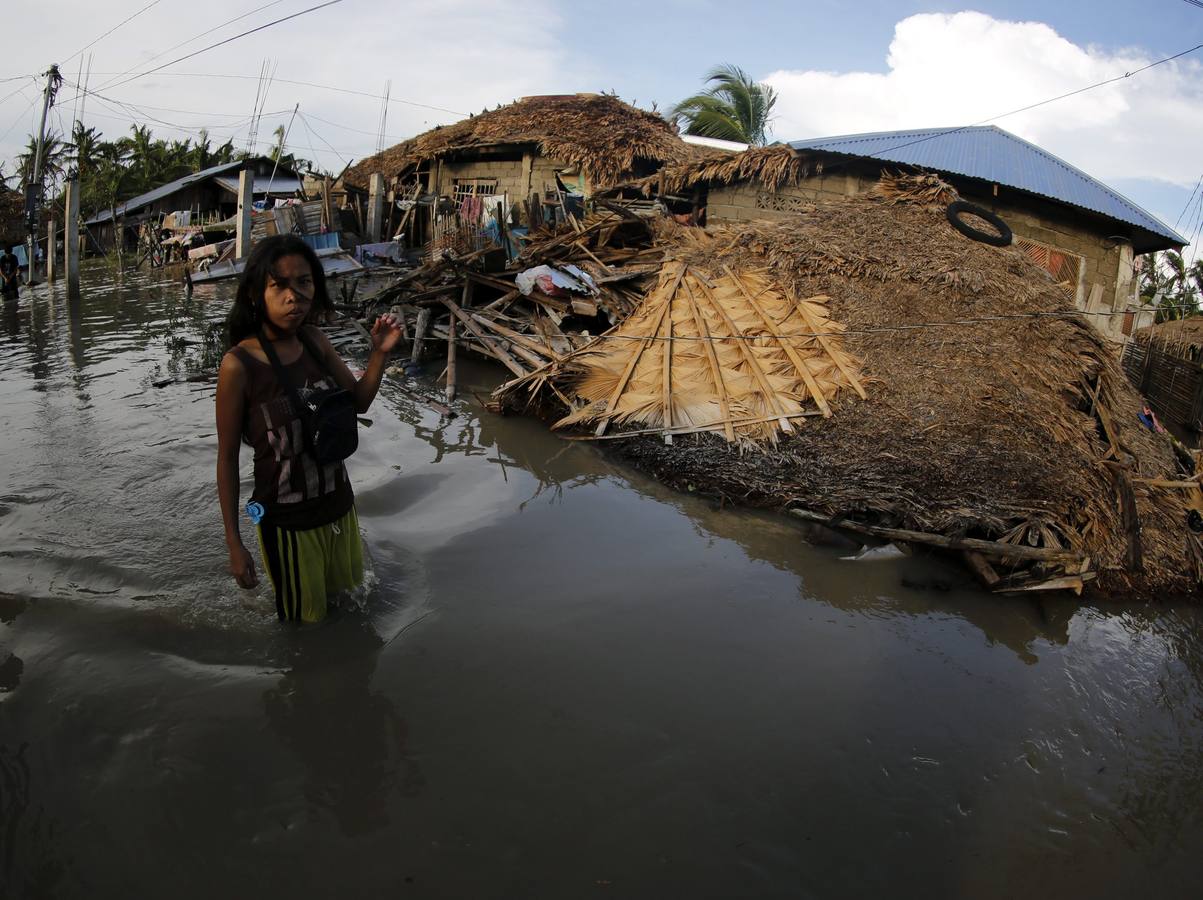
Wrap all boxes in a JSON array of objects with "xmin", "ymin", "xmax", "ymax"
[
  {"xmin": 7, "ymin": 120, "xmax": 325, "ymax": 220},
  {"xmin": 1140, "ymin": 250, "xmax": 1203, "ymax": 323},
  {"xmin": 671, "ymin": 64, "xmax": 778, "ymax": 146}
]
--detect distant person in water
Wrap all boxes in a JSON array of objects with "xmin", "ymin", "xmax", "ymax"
[
  {"xmin": 215, "ymin": 234, "xmax": 402, "ymax": 623},
  {"xmin": 0, "ymin": 245, "xmax": 19, "ymax": 299}
]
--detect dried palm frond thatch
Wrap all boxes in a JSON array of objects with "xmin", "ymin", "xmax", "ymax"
[
  {"xmin": 1130, "ymin": 316, "xmax": 1203, "ymax": 352},
  {"xmin": 631, "ymin": 143, "xmax": 814, "ymax": 196},
  {"xmin": 346, "ymin": 94, "xmax": 693, "ymax": 191},
  {"xmin": 502, "ymin": 257, "xmax": 865, "ymax": 446}
]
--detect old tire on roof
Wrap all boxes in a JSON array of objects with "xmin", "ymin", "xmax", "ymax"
[{"xmin": 945, "ymin": 200, "xmax": 1013, "ymax": 247}]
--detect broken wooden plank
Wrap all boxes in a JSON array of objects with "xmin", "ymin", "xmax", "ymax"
[
  {"xmin": 443, "ymin": 298, "xmax": 528, "ymax": 378},
  {"xmin": 787, "ymin": 508, "xmax": 1088, "ymax": 565}
]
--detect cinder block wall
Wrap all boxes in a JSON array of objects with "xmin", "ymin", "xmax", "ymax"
[{"xmin": 708, "ymin": 176, "xmax": 1139, "ymax": 343}]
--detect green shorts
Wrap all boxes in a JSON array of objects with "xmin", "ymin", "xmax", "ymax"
[{"xmin": 257, "ymin": 506, "xmax": 364, "ymax": 623}]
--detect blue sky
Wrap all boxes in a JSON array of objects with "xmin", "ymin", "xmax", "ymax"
[{"xmin": 5, "ymin": 1, "xmax": 1203, "ymax": 254}]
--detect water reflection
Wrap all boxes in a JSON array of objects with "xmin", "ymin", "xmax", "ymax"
[
  {"xmin": 0, "ymin": 743, "xmax": 70, "ymax": 896},
  {"xmin": 264, "ymin": 617, "xmax": 422, "ymax": 837},
  {"xmin": 2, "ymin": 298, "xmax": 18, "ymax": 338}
]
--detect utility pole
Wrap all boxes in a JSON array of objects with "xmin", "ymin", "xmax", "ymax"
[{"xmin": 26, "ymin": 65, "xmax": 62, "ymax": 285}]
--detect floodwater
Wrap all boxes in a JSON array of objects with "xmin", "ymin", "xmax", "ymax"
[{"xmin": 1, "ymin": 265, "xmax": 1201, "ymax": 899}]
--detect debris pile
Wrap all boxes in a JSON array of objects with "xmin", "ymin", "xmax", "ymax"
[{"xmin": 352, "ymin": 174, "xmax": 1202, "ymax": 600}]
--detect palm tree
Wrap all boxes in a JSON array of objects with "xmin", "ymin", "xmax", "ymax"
[
  {"xmin": 671, "ymin": 64, "xmax": 778, "ymax": 146},
  {"xmin": 1142, "ymin": 250, "xmax": 1201, "ymax": 322},
  {"xmin": 68, "ymin": 121, "xmax": 104, "ymax": 179},
  {"xmin": 16, "ymin": 132, "xmax": 69, "ymax": 197}
]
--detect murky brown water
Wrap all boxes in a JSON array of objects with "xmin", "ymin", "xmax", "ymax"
[{"xmin": 1, "ymin": 265, "xmax": 1201, "ymax": 898}]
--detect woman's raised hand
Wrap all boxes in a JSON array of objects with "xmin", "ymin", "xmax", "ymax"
[{"xmin": 371, "ymin": 313, "xmax": 404, "ymax": 354}]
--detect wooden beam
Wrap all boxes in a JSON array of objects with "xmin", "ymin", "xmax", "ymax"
[
  {"xmin": 443, "ymin": 297, "xmax": 528, "ymax": 378},
  {"xmin": 787, "ymin": 508, "xmax": 1088, "ymax": 565}
]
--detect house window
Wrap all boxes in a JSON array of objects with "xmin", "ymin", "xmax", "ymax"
[
  {"xmin": 452, "ymin": 178, "xmax": 498, "ymax": 200},
  {"xmin": 1013, "ymin": 235, "xmax": 1083, "ymax": 298}
]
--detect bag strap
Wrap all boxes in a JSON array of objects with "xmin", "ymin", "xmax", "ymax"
[
  {"xmin": 257, "ymin": 329, "xmax": 306, "ymax": 413},
  {"xmin": 295, "ymin": 327, "xmax": 332, "ymax": 379}
]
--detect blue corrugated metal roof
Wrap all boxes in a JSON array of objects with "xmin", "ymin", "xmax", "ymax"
[
  {"xmin": 788, "ymin": 125, "xmax": 1185, "ymax": 249},
  {"xmin": 85, "ymin": 158, "xmax": 301, "ymax": 225}
]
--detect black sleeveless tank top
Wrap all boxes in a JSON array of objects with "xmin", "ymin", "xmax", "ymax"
[{"xmin": 229, "ymin": 338, "xmax": 354, "ymax": 529}]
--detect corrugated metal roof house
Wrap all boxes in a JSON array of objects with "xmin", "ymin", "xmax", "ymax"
[
  {"xmin": 670, "ymin": 125, "xmax": 1183, "ymax": 342},
  {"xmin": 787, "ymin": 125, "xmax": 1184, "ymax": 253},
  {"xmin": 85, "ymin": 157, "xmax": 303, "ymax": 252}
]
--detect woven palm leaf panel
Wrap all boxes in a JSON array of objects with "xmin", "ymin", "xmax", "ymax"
[{"xmin": 551, "ymin": 261, "xmax": 865, "ymax": 444}]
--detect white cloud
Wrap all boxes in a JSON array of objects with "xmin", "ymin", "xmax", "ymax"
[
  {"xmin": 763, "ymin": 11, "xmax": 1203, "ymax": 192},
  {"xmin": 1, "ymin": 0, "xmax": 583, "ymax": 176}
]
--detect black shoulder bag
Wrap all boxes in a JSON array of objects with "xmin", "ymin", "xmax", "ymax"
[{"xmin": 258, "ymin": 329, "xmax": 359, "ymax": 464}]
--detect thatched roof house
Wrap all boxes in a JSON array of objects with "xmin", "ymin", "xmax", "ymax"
[
  {"xmin": 346, "ymin": 93, "xmax": 694, "ymax": 203},
  {"xmin": 635, "ymin": 127, "xmax": 1185, "ymax": 345}
]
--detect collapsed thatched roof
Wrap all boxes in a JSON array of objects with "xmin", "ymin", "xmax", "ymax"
[
  {"xmin": 346, "ymin": 94, "xmax": 694, "ymax": 191},
  {"xmin": 643, "ymin": 144, "xmax": 814, "ymax": 195},
  {"xmin": 1132, "ymin": 316, "xmax": 1203, "ymax": 350},
  {"xmin": 500, "ymin": 175, "xmax": 1200, "ymax": 599}
]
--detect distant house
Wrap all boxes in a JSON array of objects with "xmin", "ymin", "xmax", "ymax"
[
  {"xmin": 345, "ymin": 93, "xmax": 696, "ymax": 244},
  {"xmin": 84, "ymin": 156, "xmax": 303, "ymax": 252},
  {"xmin": 649, "ymin": 126, "xmax": 1186, "ymax": 343}
]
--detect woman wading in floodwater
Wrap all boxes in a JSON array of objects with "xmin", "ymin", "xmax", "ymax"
[{"xmin": 215, "ymin": 235, "xmax": 402, "ymax": 622}]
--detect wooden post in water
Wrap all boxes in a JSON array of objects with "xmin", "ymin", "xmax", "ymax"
[
  {"xmin": 367, "ymin": 173, "xmax": 384, "ymax": 243},
  {"xmin": 46, "ymin": 219, "xmax": 56, "ymax": 283},
  {"xmin": 64, "ymin": 179, "xmax": 80, "ymax": 299},
  {"xmin": 235, "ymin": 169, "xmax": 253, "ymax": 260},
  {"xmin": 410, "ymin": 307, "xmax": 431, "ymax": 366}
]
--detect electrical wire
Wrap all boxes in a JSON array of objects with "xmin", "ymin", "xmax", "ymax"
[
  {"xmin": 91, "ymin": 0, "xmax": 290, "ymax": 94},
  {"xmin": 83, "ymin": 1, "xmax": 345, "ymax": 96},
  {"xmin": 1174, "ymin": 174, "xmax": 1203, "ymax": 229},
  {"xmin": 63, "ymin": 70, "xmax": 468, "ymax": 117},
  {"xmin": 55, "ymin": 1, "xmax": 347, "ymax": 108},
  {"xmin": 863, "ymin": 40, "xmax": 1203, "ymax": 161},
  {"xmin": 0, "ymin": 91, "xmax": 40, "ymax": 147},
  {"xmin": 297, "ymin": 112, "xmax": 350, "ymax": 166},
  {"xmin": 499, "ymin": 301, "xmax": 1203, "ymax": 347},
  {"xmin": 60, "ymin": 0, "xmax": 164, "ymax": 67}
]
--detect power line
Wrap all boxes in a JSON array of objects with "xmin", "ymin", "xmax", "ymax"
[
  {"xmin": 91, "ymin": 0, "xmax": 290, "ymax": 94},
  {"xmin": 57, "ymin": 0, "xmax": 347, "ymax": 102},
  {"xmin": 61, "ymin": 0, "xmax": 164, "ymax": 67},
  {"xmin": 1174, "ymin": 173, "xmax": 1203, "ymax": 229},
  {"xmin": 0, "ymin": 92, "xmax": 40, "ymax": 147},
  {"xmin": 864, "ymin": 40, "xmax": 1203, "ymax": 161},
  {"xmin": 63, "ymin": 70, "xmax": 469, "ymax": 117}
]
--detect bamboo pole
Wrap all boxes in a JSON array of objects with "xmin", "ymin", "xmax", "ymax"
[{"xmin": 446, "ymin": 316, "xmax": 458, "ymax": 402}]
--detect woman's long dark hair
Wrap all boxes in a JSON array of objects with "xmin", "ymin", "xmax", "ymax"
[{"xmin": 225, "ymin": 234, "xmax": 334, "ymax": 347}]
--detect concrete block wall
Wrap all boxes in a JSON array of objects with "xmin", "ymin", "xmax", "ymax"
[
  {"xmin": 435, "ymin": 159, "xmax": 529, "ymax": 201},
  {"xmin": 708, "ymin": 173, "xmax": 1139, "ymax": 343}
]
